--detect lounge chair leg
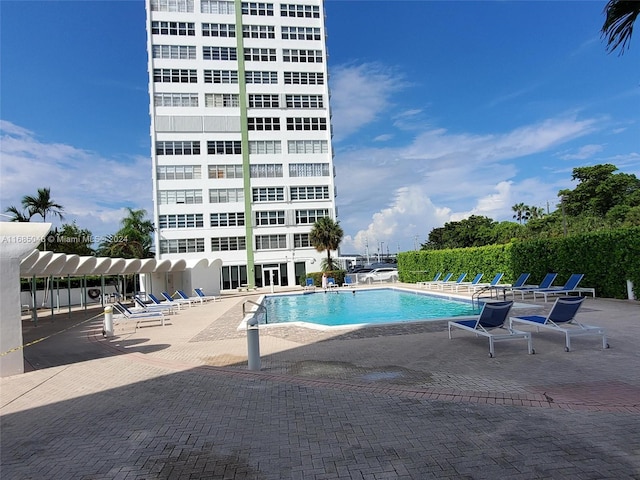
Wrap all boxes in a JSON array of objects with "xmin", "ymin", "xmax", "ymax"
[{"xmin": 488, "ymin": 338, "xmax": 495, "ymax": 358}]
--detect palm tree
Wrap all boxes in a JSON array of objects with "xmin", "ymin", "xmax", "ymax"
[
  {"xmin": 601, "ymin": 0, "xmax": 640, "ymax": 55},
  {"xmin": 511, "ymin": 203, "xmax": 527, "ymax": 224},
  {"xmin": 528, "ymin": 206, "xmax": 546, "ymax": 220},
  {"xmin": 21, "ymin": 187, "xmax": 64, "ymax": 222},
  {"xmin": 98, "ymin": 208, "xmax": 154, "ymax": 258},
  {"xmin": 4, "ymin": 205, "xmax": 30, "ymax": 222},
  {"xmin": 309, "ymin": 217, "xmax": 343, "ymax": 271}
]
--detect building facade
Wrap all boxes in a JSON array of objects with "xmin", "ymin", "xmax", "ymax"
[{"xmin": 145, "ymin": 0, "xmax": 337, "ymax": 290}]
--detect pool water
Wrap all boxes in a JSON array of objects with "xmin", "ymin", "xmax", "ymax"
[{"xmin": 262, "ymin": 288, "xmax": 481, "ymax": 327}]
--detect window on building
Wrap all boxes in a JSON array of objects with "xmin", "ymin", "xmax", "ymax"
[
  {"xmin": 154, "ymin": 93, "xmax": 199, "ymax": 107},
  {"xmin": 208, "ymin": 165, "xmax": 243, "ymax": 179},
  {"xmin": 245, "ymin": 71, "xmax": 278, "ymax": 84},
  {"xmin": 250, "ymin": 164, "xmax": 283, "ymax": 178},
  {"xmin": 285, "ymin": 94, "xmax": 323, "ymax": 108},
  {"xmin": 290, "ymin": 186, "xmax": 329, "ymax": 200},
  {"xmin": 293, "ymin": 233, "xmax": 311, "ymax": 248},
  {"xmin": 203, "ymin": 46, "xmax": 237, "ymax": 61},
  {"xmin": 152, "ymin": 45, "xmax": 196, "ymax": 59},
  {"xmin": 282, "ymin": 49, "xmax": 322, "ymax": 63},
  {"xmin": 202, "ymin": 23, "xmax": 236, "ymax": 37},
  {"xmin": 207, "ymin": 140, "xmax": 242, "ymax": 154},
  {"xmin": 244, "ymin": 48, "xmax": 277, "ymax": 62},
  {"xmin": 205, "ymin": 93, "xmax": 239, "ymax": 107},
  {"xmin": 243, "ymin": 24, "xmax": 275, "ymax": 39},
  {"xmin": 159, "ymin": 238, "xmax": 205, "ymax": 254},
  {"xmin": 241, "ymin": 2, "xmax": 274, "ymax": 16},
  {"xmin": 156, "ymin": 141, "xmax": 201, "ymax": 155},
  {"xmin": 255, "ymin": 211, "xmax": 285, "ymax": 226},
  {"xmin": 252, "ymin": 187, "xmax": 285, "ymax": 202},
  {"xmin": 210, "ymin": 212, "xmax": 245, "ymax": 227},
  {"xmin": 151, "ymin": 0, "xmax": 194, "ymax": 12},
  {"xmin": 209, "ymin": 188, "xmax": 244, "ymax": 203},
  {"xmin": 158, "ymin": 213, "xmax": 204, "ymax": 229},
  {"xmin": 158, "ymin": 190, "xmax": 203, "ymax": 204},
  {"xmin": 248, "ymin": 117, "xmax": 280, "ymax": 131},
  {"xmin": 151, "ymin": 21, "xmax": 195, "ymax": 36},
  {"xmin": 203, "ymin": 70, "xmax": 238, "ymax": 84},
  {"xmin": 248, "ymin": 94, "xmax": 279, "ymax": 108},
  {"xmin": 281, "ymin": 26, "xmax": 321, "ymax": 41},
  {"xmin": 249, "ymin": 140, "xmax": 281, "ymax": 154},
  {"xmin": 286, "ymin": 117, "xmax": 327, "ymax": 131},
  {"xmin": 280, "ymin": 3, "xmax": 320, "ymax": 18},
  {"xmin": 255, "ymin": 234, "xmax": 286, "ymax": 250},
  {"xmin": 287, "ymin": 140, "xmax": 328, "ymax": 154},
  {"xmin": 153, "ymin": 69, "xmax": 198, "ymax": 83},
  {"xmin": 289, "ymin": 163, "xmax": 330, "ymax": 177},
  {"xmin": 211, "ymin": 237, "xmax": 246, "ymax": 251},
  {"xmin": 295, "ymin": 209, "xmax": 329, "ymax": 224},
  {"xmin": 157, "ymin": 165, "xmax": 202, "ymax": 179},
  {"xmin": 283, "ymin": 71, "xmax": 324, "ymax": 85},
  {"xmin": 201, "ymin": 0, "xmax": 235, "ymax": 14}
]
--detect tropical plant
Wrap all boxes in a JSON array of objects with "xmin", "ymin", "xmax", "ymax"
[
  {"xmin": 511, "ymin": 203, "xmax": 528, "ymax": 224},
  {"xmin": 97, "ymin": 208, "xmax": 154, "ymax": 258},
  {"xmin": 21, "ymin": 187, "xmax": 64, "ymax": 222},
  {"xmin": 4, "ymin": 205, "xmax": 30, "ymax": 222},
  {"xmin": 601, "ymin": 0, "xmax": 640, "ymax": 55},
  {"xmin": 309, "ymin": 216, "xmax": 344, "ymax": 271},
  {"xmin": 48, "ymin": 222, "xmax": 95, "ymax": 255}
]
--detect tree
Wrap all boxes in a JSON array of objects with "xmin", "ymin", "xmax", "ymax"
[
  {"xmin": 21, "ymin": 187, "xmax": 65, "ymax": 222},
  {"xmin": 48, "ymin": 222, "xmax": 95, "ymax": 255},
  {"xmin": 601, "ymin": 0, "xmax": 640, "ymax": 55},
  {"xmin": 511, "ymin": 203, "xmax": 528, "ymax": 224},
  {"xmin": 98, "ymin": 208, "xmax": 154, "ymax": 258},
  {"xmin": 4, "ymin": 205, "xmax": 30, "ymax": 222},
  {"xmin": 309, "ymin": 217, "xmax": 343, "ymax": 271}
]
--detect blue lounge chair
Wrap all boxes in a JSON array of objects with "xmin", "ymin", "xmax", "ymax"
[
  {"xmin": 510, "ymin": 296, "xmax": 608, "ymax": 351},
  {"xmin": 439, "ymin": 273, "xmax": 467, "ymax": 290},
  {"xmin": 342, "ymin": 276, "xmax": 354, "ymax": 287},
  {"xmin": 148, "ymin": 292, "xmax": 183, "ymax": 310},
  {"xmin": 134, "ymin": 296, "xmax": 176, "ymax": 314},
  {"xmin": 452, "ymin": 273, "xmax": 484, "ymax": 292},
  {"xmin": 423, "ymin": 273, "xmax": 452, "ymax": 289},
  {"xmin": 511, "ymin": 273, "xmax": 558, "ymax": 299},
  {"xmin": 194, "ymin": 288, "xmax": 220, "ymax": 302},
  {"xmin": 448, "ymin": 301, "xmax": 534, "ymax": 357},
  {"xmin": 304, "ymin": 278, "xmax": 316, "ymax": 291},
  {"xmin": 466, "ymin": 273, "xmax": 505, "ymax": 294},
  {"xmin": 114, "ymin": 301, "xmax": 165, "ymax": 327},
  {"xmin": 416, "ymin": 272, "xmax": 441, "ymax": 288},
  {"xmin": 532, "ymin": 274, "xmax": 585, "ymax": 302},
  {"xmin": 326, "ymin": 277, "xmax": 338, "ymax": 289},
  {"xmin": 491, "ymin": 273, "xmax": 531, "ymax": 299},
  {"xmin": 162, "ymin": 291, "xmax": 192, "ymax": 307}
]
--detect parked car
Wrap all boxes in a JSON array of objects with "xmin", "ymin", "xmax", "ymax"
[{"xmin": 361, "ymin": 267, "xmax": 398, "ymax": 284}]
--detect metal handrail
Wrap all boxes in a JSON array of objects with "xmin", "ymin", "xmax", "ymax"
[{"xmin": 243, "ymin": 299, "xmax": 267, "ymax": 324}]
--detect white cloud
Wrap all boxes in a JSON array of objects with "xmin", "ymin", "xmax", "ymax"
[
  {"xmin": 333, "ymin": 114, "xmax": 601, "ymax": 252},
  {"xmin": 0, "ymin": 121, "xmax": 153, "ymax": 239},
  {"xmin": 329, "ymin": 63, "xmax": 407, "ymax": 142},
  {"xmin": 558, "ymin": 144, "xmax": 605, "ymax": 160}
]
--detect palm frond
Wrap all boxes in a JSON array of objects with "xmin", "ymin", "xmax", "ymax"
[{"xmin": 602, "ymin": 0, "xmax": 640, "ymax": 55}]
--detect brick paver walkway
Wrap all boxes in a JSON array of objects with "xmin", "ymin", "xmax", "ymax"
[{"xmin": 2, "ymin": 285, "xmax": 639, "ymax": 479}]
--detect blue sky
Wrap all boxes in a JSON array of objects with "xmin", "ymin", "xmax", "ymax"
[{"xmin": 1, "ymin": 1, "xmax": 639, "ymax": 254}]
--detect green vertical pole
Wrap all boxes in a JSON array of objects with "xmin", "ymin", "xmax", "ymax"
[
  {"xmin": 32, "ymin": 275, "xmax": 38, "ymax": 327},
  {"xmin": 235, "ymin": 0, "xmax": 255, "ymax": 288},
  {"xmin": 67, "ymin": 275, "xmax": 71, "ymax": 318}
]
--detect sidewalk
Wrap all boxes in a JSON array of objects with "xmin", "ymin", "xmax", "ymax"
[{"xmin": 2, "ymin": 285, "xmax": 639, "ymax": 479}]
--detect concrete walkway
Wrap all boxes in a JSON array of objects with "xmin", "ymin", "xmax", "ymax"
[{"xmin": 1, "ymin": 285, "xmax": 639, "ymax": 479}]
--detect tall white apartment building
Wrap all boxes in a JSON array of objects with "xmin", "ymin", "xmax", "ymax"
[{"xmin": 145, "ymin": 0, "xmax": 337, "ymax": 290}]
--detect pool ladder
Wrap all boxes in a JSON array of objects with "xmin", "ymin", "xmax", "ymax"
[{"xmin": 243, "ymin": 299, "xmax": 268, "ymax": 324}]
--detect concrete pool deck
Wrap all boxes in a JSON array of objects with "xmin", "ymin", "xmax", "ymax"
[{"xmin": 2, "ymin": 283, "xmax": 639, "ymax": 478}]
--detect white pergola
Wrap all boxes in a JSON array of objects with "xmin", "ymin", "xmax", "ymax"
[{"xmin": 0, "ymin": 222, "xmax": 219, "ymax": 377}]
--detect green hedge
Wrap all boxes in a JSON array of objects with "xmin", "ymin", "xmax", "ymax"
[{"xmin": 398, "ymin": 226, "xmax": 640, "ymax": 299}]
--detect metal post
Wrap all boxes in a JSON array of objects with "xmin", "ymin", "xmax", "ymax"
[
  {"xmin": 103, "ymin": 305, "xmax": 113, "ymax": 337},
  {"xmin": 247, "ymin": 318, "xmax": 260, "ymax": 371}
]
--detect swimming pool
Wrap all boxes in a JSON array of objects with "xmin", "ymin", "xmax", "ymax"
[{"xmin": 259, "ymin": 288, "xmax": 482, "ymax": 327}]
